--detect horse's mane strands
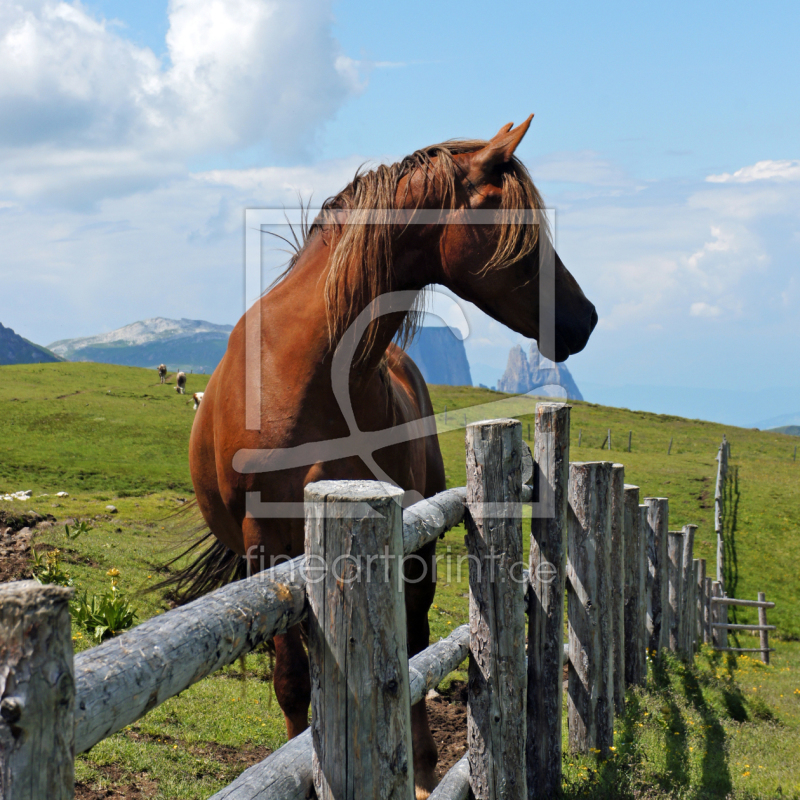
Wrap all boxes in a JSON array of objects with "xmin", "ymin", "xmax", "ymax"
[{"xmin": 281, "ymin": 139, "xmax": 548, "ymax": 363}]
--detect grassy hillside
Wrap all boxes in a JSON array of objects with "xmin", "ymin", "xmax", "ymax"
[
  {"xmin": 2, "ymin": 363, "xmax": 800, "ymax": 798},
  {"xmin": 0, "ymin": 362, "xmax": 208, "ymax": 495}
]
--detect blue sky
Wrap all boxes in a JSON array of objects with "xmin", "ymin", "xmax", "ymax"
[{"xmin": 1, "ymin": 0, "xmax": 798, "ymax": 427}]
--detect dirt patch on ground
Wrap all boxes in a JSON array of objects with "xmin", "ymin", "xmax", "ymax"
[
  {"xmin": 74, "ymin": 729, "xmax": 274, "ymax": 799},
  {"xmin": 428, "ymin": 680, "xmax": 468, "ymax": 778},
  {"xmin": 75, "ymin": 765, "xmax": 160, "ymax": 800},
  {"xmin": 0, "ymin": 510, "xmax": 56, "ymax": 583}
]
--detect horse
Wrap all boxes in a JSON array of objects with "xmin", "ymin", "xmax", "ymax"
[
  {"xmin": 192, "ymin": 392, "xmax": 204, "ymax": 410},
  {"xmin": 175, "ymin": 371, "xmax": 186, "ymax": 395},
  {"xmin": 158, "ymin": 364, "xmax": 167, "ymax": 384},
  {"xmin": 180, "ymin": 117, "xmax": 596, "ymax": 797}
]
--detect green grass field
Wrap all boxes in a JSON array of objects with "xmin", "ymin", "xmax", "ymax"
[{"xmin": 1, "ymin": 362, "xmax": 799, "ymax": 798}]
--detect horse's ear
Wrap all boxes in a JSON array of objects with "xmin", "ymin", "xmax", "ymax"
[{"xmin": 472, "ymin": 115, "xmax": 534, "ymax": 177}]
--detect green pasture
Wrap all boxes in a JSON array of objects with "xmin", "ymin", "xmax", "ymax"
[{"xmin": 1, "ymin": 362, "xmax": 799, "ymax": 798}]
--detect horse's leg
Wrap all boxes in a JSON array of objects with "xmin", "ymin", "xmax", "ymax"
[
  {"xmin": 241, "ymin": 516, "xmax": 311, "ymax": 739},
  {"xmin": 405, "ymin": 539, "xmax": 438, "ymax": 798},
  {"xmin": 273, "ymin": 625, "xmax": 311, "ymax": 737}
]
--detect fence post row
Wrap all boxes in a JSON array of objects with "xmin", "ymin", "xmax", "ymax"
[
  {"xmin": 1, "ymin": 417, "xmax": 731, "ymax": 800},
  {"xmin": 527, "ymin": 404, "xmax": 569, "ymax": 799},
  {"xmin": 567, "ymin": 461, "xmax": 614, "ymax": 757},
  {"xmin": 0, "ymin": 582, "xmax": 75, "ymax": 800},
  {"xmin": 465, "ymin": 419, "xmax": 527, "ymax": 800},
  {"xmin": 305, "ymin": 480, "xmax": 414, "ymax": 800}
]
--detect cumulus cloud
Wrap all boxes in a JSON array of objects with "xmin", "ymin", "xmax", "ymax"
[
  {"xmin": 0, "ymin": 0, "xmax": 361, "ymax": 206},
  {"xmin": 706, "ymin": 160, "xmax": 800, "ymax": 184}
]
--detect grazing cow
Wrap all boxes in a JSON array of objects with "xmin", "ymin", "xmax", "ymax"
[
  {"xmin": 176, "ymin": 371, "xmax": 186, "ymax": 395},
  {"xmin": 158, "ymin": 364, "xmax": 167, "ymax": 384},
  {"xmin": 192, "ymin": 392, "xmax": 204, "ymax": 410}
]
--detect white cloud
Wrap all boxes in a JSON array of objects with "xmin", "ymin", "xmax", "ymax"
[
  {"xmin": 0, "ymin": 0, "xmax": 361, "ymax": 206},
  {"xmin": 706, "ymin": 160, "xmax": 800, "ymax": 184},
  {"xmin": 689, "ymin": 302, "xmax": 722, "ymax": 318}
]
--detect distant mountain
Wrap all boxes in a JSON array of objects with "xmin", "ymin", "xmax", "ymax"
[
  {"xmin": 1, "ymin": 322, "xmax": 63, "ymax": 366},
  {"xmin": 404, "ymin": 326, "xmax": 472, "ymax": 386},
  {"xmin": 497, "ymin": 342, "xmax": 583, "ymax": 400},
  {"xmin": 756, "ymin": 411, "xmax": 800, "ymax": 430},
  {"xmin": 770, "ymin": 426, "xmax": 800, "ymax": 436},
  {"xmin": 48, "ymin": 318, "xmax": 233, "ymax": 374}
]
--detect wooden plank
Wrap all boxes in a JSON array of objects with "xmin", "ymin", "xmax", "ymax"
[
  {"xmin": 713, "ymin": 647, "xmax": 775, "ymax": 654},
  {"xmin": 567, "ymin": 461, "xmax": 614, "ymax": 757},
  {"xmin": 610, "ymin": 464, "xmax": 626, "ymax": 715},
  {"xmin": 680, "ymin": 526, "xmax": 696, "ymax": 656},
  {"xmin": 695, "ymin": 559, "xmax": 706, "ymax": 649},
  {"xmin": 623, "ymin": 487, "xmax": 646, "ymax": 687},
  {"xmin": 666, "ymin": 531, "xmax": 683, "ymax": 653},
  {"xmin": 527, "ymin": 402, "xmax": 570, "ymax": 799},
  {"xmin": 703, "ymin": 576, "xmax": 712, "ymax": 644},
  {"xmin": 710, "ymin": 597, "xmax": 776, "ymax": 609},
  {"xmin": 305, "ymin": 480, "xmax": 414, "ymax": 800},
  {"xmin": 402, "ymin": 487, "xmax": 467, "ymax": 554},
  {"xmin": 758, "ymin": 592, "xmax": 770, "ymax": 665},
  {"xmin": 645, "ymin": 498, "xmax": 669, "ymax": 654},
  {"xmin": 711, "ymin": 623, "xmax": 776, "ymax": 631},
  {"xmin": 0, "ymin": 581, "xmax": 75, "ymax": 800},
  {"xmin": 710, "ymin": 581, "xmax": 723, "ymax": 648},
  {"xmin": 428, "ymin": 754, "xmax": 469, "ymax": 800},
  {"xmin": 209, "ymin": 625, "xmax": 471, "ymax": 800},
  {"xmin": 465, "ymin": 419, "xmax": 527, "ymax": 800}
]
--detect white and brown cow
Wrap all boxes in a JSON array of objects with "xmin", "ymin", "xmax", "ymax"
[
  {"xmin": 192, "ymin": 391, "xmax": 204, "ymax": 410},
  {"xmin": 175, "ymin": 371, "xmax": 186, "ymax": 394},
  {"xmin": 158, "ymin": 364, "xmax": 167, "ymax": 384}
]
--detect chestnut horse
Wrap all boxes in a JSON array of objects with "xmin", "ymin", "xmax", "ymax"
[{"xmin": 183, "ymin": 117, "xmax": 596, "ymax": 797}]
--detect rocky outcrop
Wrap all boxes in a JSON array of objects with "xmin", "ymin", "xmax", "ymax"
[
  {"xmin": 497, "ymin": 342, "xmax": 583, "ymax": 400},
  {"xmin": 404, "ymin": 327, "xmax": 473, "ymax": 387},
  {"xmin": 0, "ymin": 322, "xmax": 62, "ymax": 366}
]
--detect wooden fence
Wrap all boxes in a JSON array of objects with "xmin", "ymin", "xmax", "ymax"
[
  {"xmin": 704, "ymin": 436, "xmax": 775, "ymax": 664},
  {"xmin": 0, "ymin": 406, "xmax": 724, "ymax": 800}
]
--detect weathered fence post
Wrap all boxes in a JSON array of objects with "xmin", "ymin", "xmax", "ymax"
[
  {"xmin": 690, "ymin": 560, "xmax": 699, "ymax": 652},
  {"xmin": 466, "ymin": 419, "xmax": 527, "ymax": 800},
  {"xmin": 703, "ymin": 576, "xmax": 713, "ymax": 644},
  {"xmin": 0, "ymin": 581, "xmax": 75, "ymax": 800},
  {"xmin": 567, "ymin": 461, "xmax": 613, "ymax": 757},
  {"xmin": 715, "ymin": 441, "xmax": 727, "ymax": 588},
  {"xmin": 696, "ymin": 559, "xmax": 707, "ymax": 646},
  {"xmin": 710, "ymin": 581, "xmax": 723, "ymax": 648},
  {"xmin": 666, "ymin": 531, "xmax": 684, "ymax": 653},
  {"xmin": 527, "ymin": 404, "xmax": 569, "ymax": 798},
  {"xmin": 758, "ymin": 592, "xmax": 770, "ymax": 665},
  {"xmin": 680, "ymin": 525, "xmax": 696, "ymax": 656},
  {"xmin": 305, "ymin": 480, "xmax": 414, "ymax": 800},
  {"xmin": 610, "ymin": 464, "xmax": 626, "ymax": 714},
  {"xmin": 623, "ymin": 488, "xmax": 647, "ymax": 687},
  {"xmin": 645, "ymin": 498, "xmax": 669, "ymax": 655}
]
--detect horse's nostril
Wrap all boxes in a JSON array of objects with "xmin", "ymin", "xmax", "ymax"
[{"xmin": 589, "ymin": 306, "xmax": 598, "ymax": 331}]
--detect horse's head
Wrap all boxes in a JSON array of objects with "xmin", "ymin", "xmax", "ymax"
[{"xmin": 432, "ymin": 117, "xmax": 597, "ymax": 362}]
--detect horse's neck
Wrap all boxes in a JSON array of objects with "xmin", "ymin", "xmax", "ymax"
[{"xmin": 264, "ymin": 232, "xmax": 430, "ymax": 380}]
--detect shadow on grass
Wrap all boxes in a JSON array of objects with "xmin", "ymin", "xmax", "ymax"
[{"xmin": 560, "ymin": 651, "xmax": 735, "ymax": 800}]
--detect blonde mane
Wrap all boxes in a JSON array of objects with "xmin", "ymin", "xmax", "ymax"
[{"xmin": 281, "ymin": 139, "xmax": 548, "ymax": 363}]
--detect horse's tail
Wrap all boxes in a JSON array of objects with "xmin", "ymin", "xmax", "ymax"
[{"xmin": 148, "ymin": 502, "xmax": 248, "ymax": 605}]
